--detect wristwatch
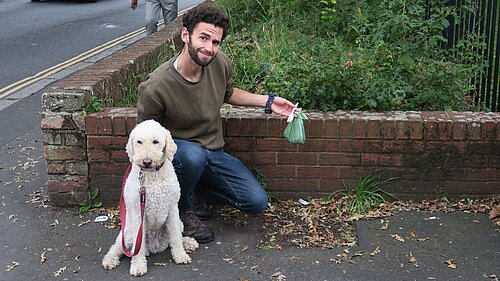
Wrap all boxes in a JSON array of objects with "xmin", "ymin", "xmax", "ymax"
[{"xmin": 265, "ymin": 92, "xmax": 275, "ymax": 114}]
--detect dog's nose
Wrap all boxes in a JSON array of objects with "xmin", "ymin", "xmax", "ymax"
[{"xmin": 142, "ymin": 159, "xmax": 152, "ymax": 168}]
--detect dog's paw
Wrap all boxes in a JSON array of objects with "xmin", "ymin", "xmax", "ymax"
[
  {"xmin": 172, "ymin": 251, "xmax": 192, "ymax": 264},
  {"xmin": 182, "ymin": 236, "xmax": 199, "ymax": 252},
  {"xmin": 102, "ymin": 254, "xmax": 120, "ymax": 270},
  {"xmin": 130, "ymin": 257, "xmax": 147, "ymax": 276}
]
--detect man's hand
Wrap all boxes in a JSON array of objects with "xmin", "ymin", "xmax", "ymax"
[
  {"xmin": 131, "ymin": 0, "xmax": 138, "ymax": 10},
  {"xmin": 271, "ymin": 97, "xmax": 300, "ymax": 118}
]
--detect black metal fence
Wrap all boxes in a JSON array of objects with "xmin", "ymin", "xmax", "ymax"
[{"xmin": 444, "ymin": 0, "xmax": 499, "ymax": 111}]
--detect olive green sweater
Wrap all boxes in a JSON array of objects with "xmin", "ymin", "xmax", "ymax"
[{"xmin": 137, "ymin": 51, "xmax": 234, "ymax": 150}]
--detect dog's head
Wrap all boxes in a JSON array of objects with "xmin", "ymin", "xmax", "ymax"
[{"xmin": 126, "ymin": 120, "xmax": 177, "ymax": 170}]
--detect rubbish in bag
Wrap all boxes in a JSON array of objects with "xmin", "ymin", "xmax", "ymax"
[{"xmin": 284, "ymin": 106, "xmax": 308, "ymax": 144}]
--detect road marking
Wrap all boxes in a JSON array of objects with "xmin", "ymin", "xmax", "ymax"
[{"xmin": 0, "ymin": 3, "xmax": 195, "ymax": 100}]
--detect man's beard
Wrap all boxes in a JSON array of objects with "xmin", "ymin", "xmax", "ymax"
[{"xmin": 187, "ymin": 39, "xmax": 216, "ymax": 67}]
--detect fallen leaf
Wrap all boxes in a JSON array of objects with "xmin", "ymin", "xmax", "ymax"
[
  {"xmin": 288, "ymin": 256, "xmax": 300, "ymax": 261},
  {"xmin": 408, "ymin": 257, "xmax": 417, "ymax": 263},
  {"xmin": 241, "ymin": 245, "xmax": 249, "ymax": 252},
  {"xmin": 40, "ymin": 252, "xmax": 47, "ymax": 264},
  {"xmin": 380, "ymin": 223, "xmax": 389, "ymax": 230},
  {"xmin": 445, "ymin": 259, "xmax": 457, "ymax": 269},
  {"xmin": 5, "ymin": 261, "xmax": 20, "ymax": 272},
  {"xmin": 54, "ymin": 266, "xmax": 67, "ymax": 276},
  {"xmin": 489, "ymin": 205, "xmax": 500, "ymax": 220},
  {"xmin": 417, "ymin": 237, "xmax": 430, "ymax": 242},
  {"xmin": 391, "ymin": 234, "xmax": 405, "ymax": 243},
  {"xmin": 153, "ymin": 263, "xmax": 168, "ymax": 266},
  {"xmin": 223, "ymin": 258, "xmax": 234, "ymax": 264},
  {"xmin": 78, "ymin": 220, "xmax": 91, "ymax": 227},
  {"xmin": 370, "ymin": 247, "xmax": 381, "ymax": 256},
  {"xmin": 410, "ymin": 232, "xmax": 416, "ymax": 237}
]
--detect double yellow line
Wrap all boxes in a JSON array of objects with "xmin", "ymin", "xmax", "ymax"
[
  {"xmin": 1, "ymin": 3, "xmax": 195, "ymax": 100},
  {"xmin": 0, "ymin": 26, "xmax": 149, "ymax": 99}
]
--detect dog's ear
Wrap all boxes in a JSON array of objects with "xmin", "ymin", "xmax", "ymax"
[
  {"xmin": 126, "ymin": 134, "xmax": 134, "ymax": 161},
  {"xmin": 163, "ymin": 129, "xmax": 177, "ymax": 161}
]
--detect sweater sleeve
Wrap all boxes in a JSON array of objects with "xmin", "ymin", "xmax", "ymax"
[{"xmin": 136, "ymin": 80, "xmax": 165, "ymax": 123}]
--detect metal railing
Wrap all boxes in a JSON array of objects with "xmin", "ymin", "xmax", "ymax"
[{"xmin": 444, "ymin": 0, "xmax": 499, "ymax": 111}]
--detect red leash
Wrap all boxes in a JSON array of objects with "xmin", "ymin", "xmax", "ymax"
[{"xmin": 120, "ymin": 163, "xmax": 146, "ymax": 257}]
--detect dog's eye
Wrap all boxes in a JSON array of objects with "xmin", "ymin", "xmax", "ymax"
[
  {"xmin": 137, "ymin": 140, "xmax": 142, "ymax": 144},
  {"xmin": 153, "ymin": 140, "xmax": 159, "ymax": 144}
]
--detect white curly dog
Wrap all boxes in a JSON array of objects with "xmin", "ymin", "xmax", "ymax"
[{"xmin": 102, "ymin": 120, "xmax": 198, "ymax": 276}]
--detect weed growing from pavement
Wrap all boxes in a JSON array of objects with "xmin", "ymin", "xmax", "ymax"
[{"xmin": 329, "ymin": 174, "xmax": 398, "ymax": 214}]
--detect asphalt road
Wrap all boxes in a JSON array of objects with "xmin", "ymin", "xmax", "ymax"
[{"xmin": 0, "ymin": 0, "xmax": 204, "ymax": 146}]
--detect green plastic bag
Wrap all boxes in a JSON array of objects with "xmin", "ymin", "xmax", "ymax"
[{"xmin": 284, "ymin": 111, "xmax": 308, "ymax": 144}]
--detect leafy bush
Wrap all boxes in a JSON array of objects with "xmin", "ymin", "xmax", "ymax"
[{"xmin": 215, "ymin": 0, "xmax": 485, "ymax": 111}]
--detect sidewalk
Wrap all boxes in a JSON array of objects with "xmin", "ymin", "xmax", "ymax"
[{"xmin": 0, "ymin": 125, "xmax": 499, "ymax": 281}]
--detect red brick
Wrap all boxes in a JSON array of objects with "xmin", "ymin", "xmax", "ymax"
[
  {"xmin": 382, "ymin": 140, "xmax": 425, "ymax": 154},
  {"xmin": 89, "ymin": 162, "xmax": 129, "ymax": 175},
  {"xmin": 381, "ymin": 119, "xmax": 396, "ymax": 139},
  {"xmin": 253, "ymin": 118, "xmax": 268, "ymax": 137},
  {"xmin": 255, "ymin": 138, "xmax": 296, "ymax": 152},
  {"xmin": 258, "ymin": 165, "xmax": 296, "ymax": 178},
  {"xmin": 224, "ymin": 138, "xmax": 255, "ymax": 152},
  {"xmin": 111, "ymin": 150, "xmax": 129, "ymax": 162},
  {"xmin": 42, "ymin": 113, "xmax": 78, "ymax": 130},
  {"xmin": 47, "ymin": 175, "xmax": 88, "ymax": 193},
  {"xmin": 425, "ymin": 141, "xmax": 466, "ymax": 153},
  {"xmin": 361, "ymin": 154, "xmax": 402, "ymax": 167},
  {"xmin": 277, "ymin": 152, "xmax": 317, "ymax": 165},
  {"xmin": 98, "ymin": 116, "xmax": 112, "ymax": 135},
  {"xmin": 224, "ymin": 117, "xmax": 240, "ymax": 136},
  {"xmin": 352, "ymin": 118, "xmax": 366, "ymax": 139},
  {"xmin": 88, "ymin": 149, "xmax": 110, "ymax": 162},
  {"xmin": 297, "ymin": 166, "xmax": 339, "ymax": 178},
  {"xmin": 338, "ymin": 118, "xmax": 353, "ymax": 139},
  {"xmin": 239, "ymin": 118, "xmax": 255, "ymax": 137},
  {"xmin": 395, "ymin": 120, "xmax": 410, "ymax": 139},
  {"xmin": 466, "ymin": 169, "xmax": 500, "ymax": 180},
  {"xmin": 318, "ymin": 153, "xmax": 360, "ymax": 166},
  {"xmin": 323, "ymin": 118, "xmax": 339, "ymax": 138},
  {"xmin": 481, "ymin": 120, "xmax": 496, "ymax": 140},
  {"xmin": 438, "ymin": 120, "xmax": 453, "ymax": 140},
  {"xmin": 44, "ymin": 145, "xmax": 86, "ymax": 161},
  {"xmin": 305, "ymin": 118, "xmax": 323, "ymax": 138},
  {"xmin": 318, "ymin": 178, "xmax": 356, "ymax": 192},
  {"xmin": 267, "ymin": 117, "xmax": 283, "ymax": 137},
  {"xmin": 409, "ymin": 120, "xmax": 423, "ymax": 139},
  {"xmin": 466, "ymin": 120, "xmax": 481, "ymax": 140},
  {"xmin": 126, "ymin": 116, "xmax": 137, "ymax": 134},
  {"xmin": 297, "ymin": 139, "xmax": 342, "ymax": 152},
  {"xmin": 423, "ymin": 120, "xmax": 439, "ymax": 139},
  {"xmin": 112, "ymin": 116, "xmax": 127, "ymax": 135},
  {"xmin": 366, "ymin": 119, "xmax": 381, "ymax": 139},
  {"xmin": 350, "ymin": 140, "xmax": 384, "ymax": 153},
  {"xmin": 246, "ymin": 152, "xmax": 276, "ymax": 165},
  {"xmin": 452, "ymin": 120, "xmax": 466, "ymax": 140},
  {"xmin": 274, "ymin": 178, "xmax": 320, "ymax": 192}
]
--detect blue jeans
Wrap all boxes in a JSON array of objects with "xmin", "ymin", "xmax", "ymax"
[{"xmin": 172, "ymin": 139, "xmax": 268, "ymax": 215}]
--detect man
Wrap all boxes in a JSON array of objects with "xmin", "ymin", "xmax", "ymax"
[
  {"xmin": 131, "ymin": 0, "xmax": 178, "ymax": 35},
  {"xmin": 136, "ymin": 4, "xmax": 297, "ymax": 243}
]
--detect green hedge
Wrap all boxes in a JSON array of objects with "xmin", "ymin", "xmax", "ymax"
[{"xmin": 214, "ymin": 0, "xmax": 486, "ymax": 111}]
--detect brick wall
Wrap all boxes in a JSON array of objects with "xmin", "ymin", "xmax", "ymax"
[
  {"xmin": 39, "ymin": 1, "xmax": 499, "ymax": 207},
  {"xmin": 86, "ymin": 107, "xmax": 500, "ymax": 206}
]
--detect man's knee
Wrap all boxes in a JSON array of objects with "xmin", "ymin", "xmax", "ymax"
[
  {"xmin": 244, "ymin": 188, "xmax": 268, "ymax": 215},
  {"xmin": 173, "ymin": 141, "xmax": 207, "ymax": 171}
]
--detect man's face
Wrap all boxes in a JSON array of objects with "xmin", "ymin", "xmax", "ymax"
[{"xmin": 185, "ymin": 22, "xmax": 223, "ymax": 67}]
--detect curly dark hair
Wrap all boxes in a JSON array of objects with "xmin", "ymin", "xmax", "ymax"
[{"xmin": 182, "ymin": 4, "xmax": 230, "ymax": 41}]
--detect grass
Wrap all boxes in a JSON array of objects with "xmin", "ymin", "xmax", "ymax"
[{"xmin": 330, "ymin": 174, "xmax": 398, "ymax": 214}]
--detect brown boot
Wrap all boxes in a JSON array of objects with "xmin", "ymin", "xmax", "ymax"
[{"xmin": 180, "ymin": 210, "xmax": 214, "ymax": 243}]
